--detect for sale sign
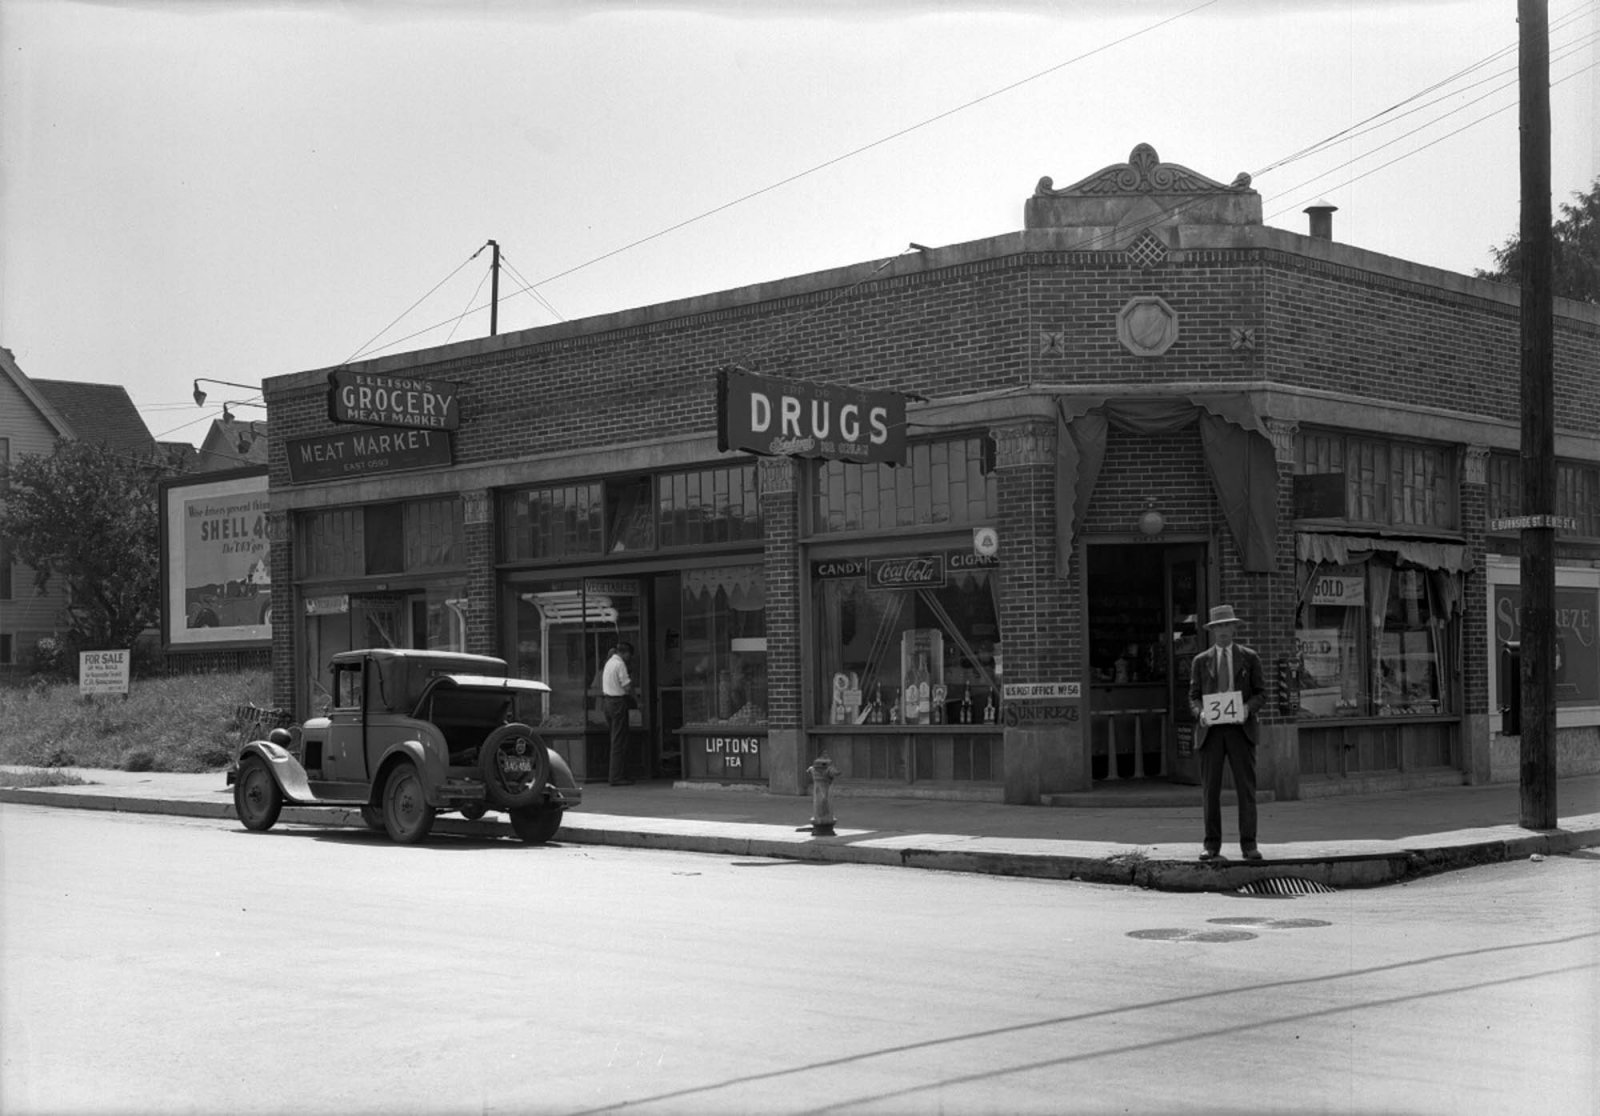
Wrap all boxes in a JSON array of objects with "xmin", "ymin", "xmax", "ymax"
[{"xmin": 79, "ymin": 650, "xmax": 130, "ymax": 696}]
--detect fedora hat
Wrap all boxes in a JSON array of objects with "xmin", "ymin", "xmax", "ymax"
[{"xmin": 1204, "ymin": 604, "xmax": 1242, "ymax": 628}]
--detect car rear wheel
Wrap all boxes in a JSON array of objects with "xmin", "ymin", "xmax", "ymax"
[
  {"xmin": 359, "ymin": 804, "xmax": 385, "ymax": 832},
  {"xmin": 382, "ymin": 762, "xmax": 435, "ymax": 844},
  {"xmin": 509, "ymin": 805, "xmax": 564, "ymax": 844},
  {"xmin": 479, "ymin": 723, "xmax": 551, "ymax": 809},
  {"xmin": 234, "ymin": 756, "xmax": 283, "ymax": 831}
]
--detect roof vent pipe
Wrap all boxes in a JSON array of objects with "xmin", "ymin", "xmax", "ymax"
[{"xmin": 1304, "ymin": 199, "xmax": 1338, "ymax": 241}]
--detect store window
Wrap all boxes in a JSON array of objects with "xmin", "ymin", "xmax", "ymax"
[
  {"xmin": 1294, "ymin": 430, "xmax": 1456, "ymax": 530},
  {"xmin": 814, "ymin": 551, "xmax": 1001, "ymax": 726},
  {"xmin": 507, "ymin": 579, "xmax": 642, "ymax": 730},
  {"xmin": 1294, "ymin": 559, "xmax": 1458, "ymax": 718},
  {"xmin": 680, "ymin": 565, "xmax": 766, "ymax": 727},
  {"xmin": 812, "ymin": 434, "xmax": 995, "ymax": 534}
]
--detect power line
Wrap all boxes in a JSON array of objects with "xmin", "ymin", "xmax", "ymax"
[{"xmin": 341, "ymin": 0, "xmax": 1219, "ymax": 361}]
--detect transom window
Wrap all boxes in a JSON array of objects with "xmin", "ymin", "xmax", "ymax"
[
  {"xmin": 501, "ymin": 463, "xmax": 760, "ymax": 563},
  {"xmin": 810, "ymin": 434, "xmax": 996, "ymax": 535},
  {"xmin": 1293, "ymin": 430, "xmax": 1456, "ymax": 531},
  {"xmin": 1486, "ymin": 454, "xmax": 1600, "ymax": 538}
]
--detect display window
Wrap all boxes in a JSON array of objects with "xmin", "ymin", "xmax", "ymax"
[
  {"xmin": 508, "ymin": 579, "xmax": 642, "ymax": 730},
  {"xmin": 680, "ymin": 565, "xmax": 767, "ymax": 728},
  {"xmin": 813, "ymin": 550, "xmax": 1001, "ymax": 727},
  {"xmin": 1294, "ymin": 558, "xmax": 1459, "ymax": 718}
]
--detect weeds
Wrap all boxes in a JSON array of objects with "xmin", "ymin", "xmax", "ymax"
[
  {"xmin": 0, "ymin": 768, "xmax": 91, "ymax": 788},
  {"xmin": 0, "ymin": 671, "xmax": 271, "ymax": 773}
]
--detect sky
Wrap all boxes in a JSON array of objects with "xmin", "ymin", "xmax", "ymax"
[{"xmin": 2, "ymin": 0, "xmax": 1596, "ymax": 449}]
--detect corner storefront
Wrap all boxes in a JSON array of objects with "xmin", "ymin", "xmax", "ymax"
[{"xmin": 261, "ymin": 143, "xmax": 1599, "ymax": 805}]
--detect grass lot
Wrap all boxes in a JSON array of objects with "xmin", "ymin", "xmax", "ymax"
[{"xmin": 0, "ymin": 671, "xmax": 272, "ymax": 775}]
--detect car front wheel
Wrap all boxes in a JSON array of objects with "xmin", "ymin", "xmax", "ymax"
[
  {"xmin": 509, "ymin": 805, "xmax": 564, "ymax": 844},
  {"xmin": 382, "ymin": 762, "xmax": 435, "ymax": 844},
  {"xmin": 234, "ymin": 756, "xmax": 283, "ymax": 831},
  {"xmin": 359, "ymin": 804, "xmax": 385, "ymax": 832}
]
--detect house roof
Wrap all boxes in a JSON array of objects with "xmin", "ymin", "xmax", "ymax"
[
  {"xmin": 1, "ymin": 347, "xmax": 75, "ymax": 439},
  {"xmin": 32, "ymin": 378, "xmax": 157, "ymax": 459},
  {"xmin": 194, "ymin": 417, "xmax": 269, "ymax": 472}
]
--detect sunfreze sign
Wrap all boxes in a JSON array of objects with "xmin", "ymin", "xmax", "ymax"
[
  {"xmin": 717, "ymin": 368, "xmax": 906, "ymax": 465},
  {"xmin": 328, "ymin": 370, "xmax": 461, "ymax": 431}
]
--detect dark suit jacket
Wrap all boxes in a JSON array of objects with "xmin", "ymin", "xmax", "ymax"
[{"xmin": 1188, "ymin": 642, "xmax": 1267, "ymax": 747}]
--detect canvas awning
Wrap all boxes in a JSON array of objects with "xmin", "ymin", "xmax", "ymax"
[{"xmin": 1055, "ymin": 394, "xmax": 1278, "ymax": 576}]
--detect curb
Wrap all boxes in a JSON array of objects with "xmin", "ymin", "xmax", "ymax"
[{"xmin": 4, "ymin": 786, "xmax": 1597, "ymax": 893}]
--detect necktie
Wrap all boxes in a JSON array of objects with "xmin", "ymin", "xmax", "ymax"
[{"xmin": 1220, "ymin": 646, "xmax": 1232, "ymax": 692}]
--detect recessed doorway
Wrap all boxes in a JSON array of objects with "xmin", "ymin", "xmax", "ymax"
[{"xmin": 1086, "ymin": 543, "xmax": 1206, "ymax": 783}]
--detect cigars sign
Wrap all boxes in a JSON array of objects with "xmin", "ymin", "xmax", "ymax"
[{"xmin": 717, "ymin": 368, "xmax": 906, "ymax": 466}]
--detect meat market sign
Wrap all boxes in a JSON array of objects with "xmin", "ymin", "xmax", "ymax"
[
  {"xmin": 717, "ymin": 368, "xmax": 906, "ymax": 465},
  {"xmin": 328, "ymin": 369, "xmax": 461, "ymax": 431},
  {"xmin": 286, "ymin": 427, "xmax": 453, "ymax": 484}
]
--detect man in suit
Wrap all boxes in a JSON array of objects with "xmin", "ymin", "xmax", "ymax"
[{"xmin": 1187, "ymin": 604, "xmax": 1267, "ymax": 861}]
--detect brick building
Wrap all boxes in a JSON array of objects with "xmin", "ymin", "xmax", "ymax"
[{"xmin": 261, "ymin": 144, "xmax": 1600, "ymax": 804}]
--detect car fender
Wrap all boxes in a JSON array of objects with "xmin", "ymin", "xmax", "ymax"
[
  {"xmin": 372, "ymin": 739, "xmax": 448, "ymax": 806},
  {"xmin": 547, "ymin": 747, "xmax": 578, "ymax": 792},
  {"xmin": 237, "ymin": 738, "xmax": 315, "ymax": 804}
]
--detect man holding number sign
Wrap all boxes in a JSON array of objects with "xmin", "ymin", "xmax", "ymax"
[{"xmin": 1187, "ymin": 604, "xmax": 1267, "ymax": 861}]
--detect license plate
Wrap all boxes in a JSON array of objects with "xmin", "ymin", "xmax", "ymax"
[{"xmin": 501, "ymin": 755, "xmax": 533, "ymax": 773}]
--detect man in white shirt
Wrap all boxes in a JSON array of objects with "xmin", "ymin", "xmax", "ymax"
[
  {"xmin": 601, "ymin": 642, "xmax": 636, "ymax": 786},
  {"xmin": 1186, "ymin": 605, "xmax": 1267, "ymax": 861}
]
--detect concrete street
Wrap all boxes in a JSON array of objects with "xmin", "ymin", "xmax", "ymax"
[{"xmin": 2, "ymin": 804, "xmax": 1596, "ymax": 1115}]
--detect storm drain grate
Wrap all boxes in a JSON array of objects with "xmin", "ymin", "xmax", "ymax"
[{"xmin": 1237, "ymin": 877, "xmax": 1336, "ymax": 897}]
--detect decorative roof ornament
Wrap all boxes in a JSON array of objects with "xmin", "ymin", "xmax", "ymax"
[
  {"xmin": 1024, "ymin": 143, "xmax": 1262, "ymax": 235},
  {"xmin": 1034, "ymin": 143, "xmax": 1245, "ymax": 198}
]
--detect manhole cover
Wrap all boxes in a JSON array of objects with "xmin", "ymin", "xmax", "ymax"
[
  {"xmin": 1127, "ymin": 928, "xmax": 1258, "ymax": 943},
  {"xmin": 1208, "ymin": 917, "xmax": 1332, "ymax": 929},
  {"xmin": 1237, "ymin": 877, "xmax": 1336, "ymax": 897}
]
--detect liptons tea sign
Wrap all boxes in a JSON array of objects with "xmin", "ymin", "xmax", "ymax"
[{"xmin": 717, "ymin": 368, "xmax": 906, "ymax": 466}]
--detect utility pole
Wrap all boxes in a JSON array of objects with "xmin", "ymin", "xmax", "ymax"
[
  {"xmin": 486, "ymin": 236, "xmax": 499, "ymax": 337},
  {"xmin": 1517, "ymin": 0, "xmax": 1557, "ymax": 829}
]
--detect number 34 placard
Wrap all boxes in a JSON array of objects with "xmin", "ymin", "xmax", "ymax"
[{"xmin": 1202, "ymin": 690, "xmax": 1246, "ymax": 726}]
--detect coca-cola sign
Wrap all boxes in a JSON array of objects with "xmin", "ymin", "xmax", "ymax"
[
  {"xmin": 867, "ymin": 555, "xmax": 946, "ymax": 590},
  {"xmin": 717, "ymin": 368, "xmax": 906, "ymax": 466}
]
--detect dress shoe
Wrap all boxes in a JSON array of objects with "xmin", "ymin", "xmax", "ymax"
[
  {"xmin": 1198, "ymin": 850, "xmax": 1222, "ymax": 862},
  {"xmin": 1242, "ymin": 848, "xmax": 1264, "ymax": 861}
]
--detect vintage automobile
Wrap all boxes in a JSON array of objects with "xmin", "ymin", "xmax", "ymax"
[{"xmin": 233, "ymin": 648, "xmax": 581, "ymax": 844}]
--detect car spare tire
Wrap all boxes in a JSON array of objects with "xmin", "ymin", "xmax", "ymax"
[{"xmin": 479, "ymin": 723, "xmax": 551, "ymax": 809}]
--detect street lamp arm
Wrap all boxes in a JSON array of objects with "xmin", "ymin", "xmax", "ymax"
[{"xmin": 192, "ymin": 377, "xmax": 265, "ymax": 407}]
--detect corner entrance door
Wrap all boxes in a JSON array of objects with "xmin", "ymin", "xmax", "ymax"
[{"xmin": 1163, "ymin": 545, "xmax": 1206, "ymax": 785}]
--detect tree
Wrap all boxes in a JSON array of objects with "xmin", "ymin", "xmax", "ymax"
[
  {"xmin": 1476, "ymin": 177, "xmax": 1600, "ymax": 304},
  {"xmin": 0, "ymin": 439, "xmax": 165, "ymax": 653}
]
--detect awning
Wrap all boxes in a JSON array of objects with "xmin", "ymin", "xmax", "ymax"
[
  {"xmin": 1055, "ymin": 394, "xmax": 1277, "ymax": 577},
  {"xmin": 1296, "ymin": 532, "xmax": 1469, "ymax": 572},
  {"xmin": 683, "ymin": 565, "xmax": 765, "ymax": 610}
]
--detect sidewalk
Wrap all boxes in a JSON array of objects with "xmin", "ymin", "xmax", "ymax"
[{"xmin": 3, "ymin": 768, "xmax": 1598, "ymax": 892}]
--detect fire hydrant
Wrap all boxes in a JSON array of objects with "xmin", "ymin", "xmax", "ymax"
[{"xmin": 806, "ymin": 753, "xmax": 838, "ymax": 836}]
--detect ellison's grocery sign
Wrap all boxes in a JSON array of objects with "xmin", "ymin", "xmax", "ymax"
[
  {"xmin": 717, "ymin": 368, "xmax": 906, "ymax": 466},
  {"xmin": 328, "ymin": 369, "xmax": 461, "ymax": 431}
]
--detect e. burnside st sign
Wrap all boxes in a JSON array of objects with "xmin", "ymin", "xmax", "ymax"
[
  {"xmin": 328, "ymin": 369, "xmax": 461, "ymax": 431},
  {"xmin": 717, "ymin": 368, "xmax": 906, "ymax": 466}
]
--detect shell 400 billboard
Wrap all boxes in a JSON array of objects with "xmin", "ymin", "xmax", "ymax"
[{"xmin": 159, "ymin": 467, "xmax": 271, "ymax": 650}]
